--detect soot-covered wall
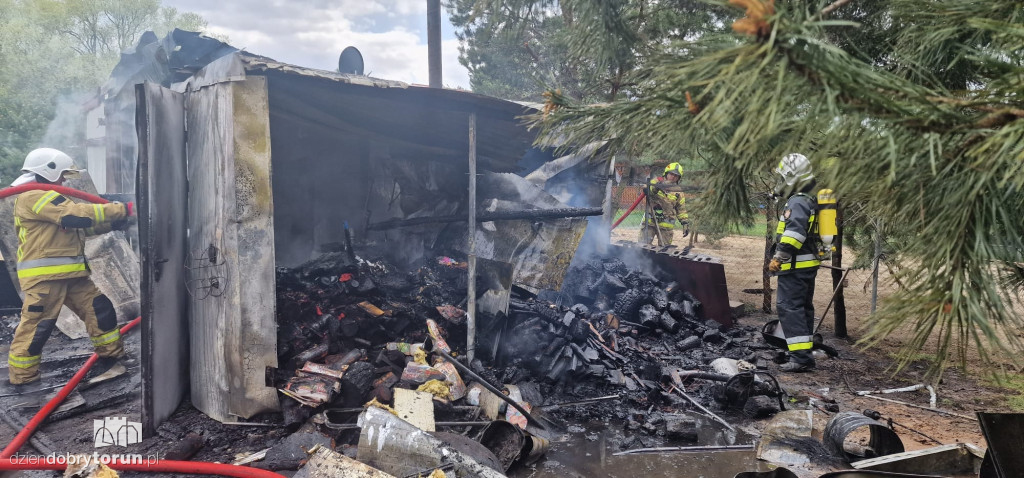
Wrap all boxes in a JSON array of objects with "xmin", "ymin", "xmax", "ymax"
[{"xmin": 265, "ymin": 75, "xmax": 477, "ymax": 268}]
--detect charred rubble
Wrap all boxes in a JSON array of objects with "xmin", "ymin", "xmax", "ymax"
[{"xmin": 256, "ymin": 249, "xmax": 783, "ymax": 473}]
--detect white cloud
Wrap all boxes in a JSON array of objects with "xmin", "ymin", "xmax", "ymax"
[{"xmin": 164, "ymin": 0, "xmax": 468, "ymax": 88}]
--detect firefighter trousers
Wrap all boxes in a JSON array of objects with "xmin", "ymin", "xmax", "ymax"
[
  {"xmin": 8, "ymin": 277, "xmax": 124, "ymax": 384},
  {"xmin": 776, "ymin": 268, "xmax": 817, "ymax": 365},
  {"xmin": 639, "ymin": 225, "xmax": 675, "ymax": 246}
]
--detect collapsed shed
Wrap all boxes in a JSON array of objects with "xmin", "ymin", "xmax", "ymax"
[{"xmin": 123, "ymin": 32, "xmax": 609, "ymax": 433}]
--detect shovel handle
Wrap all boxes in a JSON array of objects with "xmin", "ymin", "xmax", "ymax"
[{"xmin": 423, "ymin": 337, "xmax": 547, "ymax": 430}]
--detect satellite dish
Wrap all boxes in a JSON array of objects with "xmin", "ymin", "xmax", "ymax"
[{"xmin": 338, "ymin": 46, "xmax": 364, "ymax": 75}]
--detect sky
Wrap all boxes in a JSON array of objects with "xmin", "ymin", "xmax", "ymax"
[{"xmin": 162, "ymin": 0, "xmax": 471, "ymax": 89}]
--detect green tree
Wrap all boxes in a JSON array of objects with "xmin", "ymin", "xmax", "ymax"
[
  {"xmin": 447, "ymin": 0, "xmax": 734, "ymax": 102},
  {"xmin": 532, "ymin": 0, "xmax": 1024, "ymax": 375},
  {"xmin": 0, "ymin": 0, "xmax": 206, "ymax": 181}
]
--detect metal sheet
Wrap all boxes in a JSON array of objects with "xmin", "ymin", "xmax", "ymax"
[
  {"xmin": 357, "ymin": 407, "xmax": 505, "ymax": 478},
  {"xmin": 613, "ymin": 243, "xmax": 734, "ymax": 326},
  {"xmin": 851, "ymin": 443, "xmax": 983, "ymax": 475},
  {"xmin": 136, "ymin": 82, "xmax": 190, "ymax": 435},
  {"xmin": 977, "ymin": 412, "xmax": 1024, "ymax": 478},
  {"xmin": 293, "ymin": 445, "xmax": 396, "ymax": 478},
  {"xmin": 186, "ymin": 77, "xmax": 279, "ymax": 422}
]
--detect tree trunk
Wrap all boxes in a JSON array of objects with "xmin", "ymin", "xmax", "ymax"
[
  {"xmin": 763, "ymin": 197, "xmax": 776, "ymax": 313},
  {"xmin": 832, "ymin": 204, "xmax": 847, "ymax": 338}
]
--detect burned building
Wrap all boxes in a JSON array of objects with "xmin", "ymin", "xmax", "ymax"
[{"xmin": 95, "ymin": 31, "xmax": 612, "ymax": 432}]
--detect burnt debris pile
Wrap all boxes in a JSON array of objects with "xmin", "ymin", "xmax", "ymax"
[
  {"xmin": 490, "ymin": 256, "xmax": 782, "ymax": 418},
  {"xmin": 260, "ymin": 250, "xmax": 781, "ymax": 473}
]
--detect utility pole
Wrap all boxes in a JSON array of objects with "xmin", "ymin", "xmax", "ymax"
[{"xmin": 427, "ymin": 0, "xmax": 442, "ymax": 88}]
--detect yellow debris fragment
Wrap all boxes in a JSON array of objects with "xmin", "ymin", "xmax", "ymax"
[
  {"xmin": 416, "ymin": 380, "xmax": 453, "ymax": 401},
  {"xmin": 364, "ymin": 398, "xmax": 398, "ymax": 416},
  {"xmin": 412, "ymin": 347, "xmax": 429, "ymax": 365}
]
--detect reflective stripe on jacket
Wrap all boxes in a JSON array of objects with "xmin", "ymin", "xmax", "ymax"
[
  {"xmin": 645, "ymin": 177, "xmax": 688, "ymax": 230},
  {"xmin": 774, "ymin": 192, "xmax": 820, "ymax": 273},
  {"xmin": 14, "ymin": 188, "xmax": 127, "ymax": 287}
]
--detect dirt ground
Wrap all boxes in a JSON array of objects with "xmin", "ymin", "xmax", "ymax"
[{"xmin": 616, "ymin": 230, "xmax": 1014, "ymax": 453}]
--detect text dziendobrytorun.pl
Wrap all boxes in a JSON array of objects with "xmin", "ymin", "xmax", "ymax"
[{"xmin": 9, "ymin": 452, "xmax": 159, "ymax": 466}]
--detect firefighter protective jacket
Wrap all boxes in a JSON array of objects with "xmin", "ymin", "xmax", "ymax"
[
  {"xmin": 14, "ymin": 189, "xmax": 128, "ymax": 288},
  {"xmin": 774, "ymin": 191, "xmax": 821, "ymax": 274},
  {"xmin": 645, "ymin": 177, "xmax": 688, "ymax": 230}
]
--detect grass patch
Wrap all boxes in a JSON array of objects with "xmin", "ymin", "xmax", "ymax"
[
  {"xmin": 611, "ymin": 208, "xmax": 769, "ymax": 238},
  {"xmin": 984, "ymin": 373, "xmax": 1024, "ymax": 411},
  {"xmin": 731, "ymin": 222, "xmax": 768, "ymax": 237}
]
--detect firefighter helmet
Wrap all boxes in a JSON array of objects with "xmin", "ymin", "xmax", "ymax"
[
  {"xmin": 18, "ymin": 148, "xmax": 84, "ymax": 184},
  {"xmin": 775, "ymin": 153, "xmax": 813, "ymax": 187},
  {"xmin": 664, "ymin": 162, "xmax": 684, "ymax": 180}
]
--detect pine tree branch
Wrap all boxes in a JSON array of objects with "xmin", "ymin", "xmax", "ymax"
[
  {"xmin": 821, "ymin": 0, "xmax": 855, "ymax": 17},
  {"xmin": 926, "ymin": 96, "xmax": 1024, "ymax": 119}
]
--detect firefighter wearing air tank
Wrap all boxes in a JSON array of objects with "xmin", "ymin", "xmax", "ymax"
[
  {"xmin": 640, "ymin": 162, "xmax": 689, "ymax": 246},
  {"xmin": 768, "ymin": 153, "xmax": 822, "ymax": 373},
  {"xmin": 7, "ymin": 148, "xmax": 134, "ymax": 387}
]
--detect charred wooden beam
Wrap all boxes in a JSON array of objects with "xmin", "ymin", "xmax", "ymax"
[{"xmin": 367, "ymin": 207, "xmax": 604, "ymax": 230}]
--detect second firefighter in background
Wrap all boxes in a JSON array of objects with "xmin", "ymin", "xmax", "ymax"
[{"xmin": 640, "ymin": 162, "xmax": 689, "ymax": 246}]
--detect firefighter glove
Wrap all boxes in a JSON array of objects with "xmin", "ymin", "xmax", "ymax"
[
  {"xmin": 125, "ymin": 201, "xmax": 135, "ymax": 216},
  {"xmin": 111, "ymin": 219, "xmax": 129, "ymax": 231},
  {"xmin": 769, "ymin": 250, "xmax": 791, "ymax": 273}
]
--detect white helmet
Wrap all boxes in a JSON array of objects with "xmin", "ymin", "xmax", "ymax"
[
  {"xmin": 12, "ymin": 148, "xmax": 85, "ymax": 186},
  {"xmin": 775, "ymin": 153, "xmax": 813, "ymax": 188}
]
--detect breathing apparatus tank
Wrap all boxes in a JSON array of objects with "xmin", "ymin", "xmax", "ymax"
[{"xmin": 817, "ymin": 188, "xmax": 837, "ymax": 255}]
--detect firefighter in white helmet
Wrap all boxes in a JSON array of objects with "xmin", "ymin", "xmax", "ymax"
[
  {"xmin": 768, "ymin": 153, "xmax": 820, "ymax": 372},
  {"xmin": 7, "ymin": 148, "xmax": 134, "ymax": 389}
]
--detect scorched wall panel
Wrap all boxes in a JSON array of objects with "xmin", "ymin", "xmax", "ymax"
[{"xmin": 186, "ymin": 77, "xmax": 279, "ymax": 421}]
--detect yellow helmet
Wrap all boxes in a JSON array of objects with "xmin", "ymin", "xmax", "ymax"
[{"xmin": 664, "ymin": 162, "xmax": 684, "ymax": 178}]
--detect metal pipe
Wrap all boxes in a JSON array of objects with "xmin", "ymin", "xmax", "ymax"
[
  {"xmin": 427, "ymin": 0, "xmax": 442, "ymax": 88},
  {"xmin": 666, "ymin": 385, "xmax": 735, "ymax": 432},
  {"xmin": 540, "ymin": 394, "xmax": 621, "ymax": 410},
  {"xmin": 613, "ymin": 444, "xmax": 754, "ymax": 456},
  {"xmin": 367, "ymin": 207, "xmax": 604, "ymax": 230},
  {"xmin": 859, "ymin": 394, "xmax": 977, "ymax": 422},
  {"xmin": 467, "ymin": 112, "xmax": 477, "ymax": 363},
  {"xmin": 422, "ymin": 337, "xmax": 546, "ymax": 431},
  {"xmin": 602, "ymin": 156, "xmax": 616, "ymax": 236}
]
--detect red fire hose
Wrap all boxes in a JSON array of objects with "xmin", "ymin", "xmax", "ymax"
[
  {"xmin": 0, "ymin": 458, "xmax": 286, "ymax": 477},
  {"xmin": 0, "ymin": 183, "xmax": 108, "ymax": 205},
  {"xmin": 611, "ymin": 192, "xmax": 646, "ymax": 230},
  {"xmin": 0, "ymin": 184, "xmax": 287, "ymax": 477},
  {"xmin": 2, "ymin": 317, "xmax": 140, "ymax": 458}
]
